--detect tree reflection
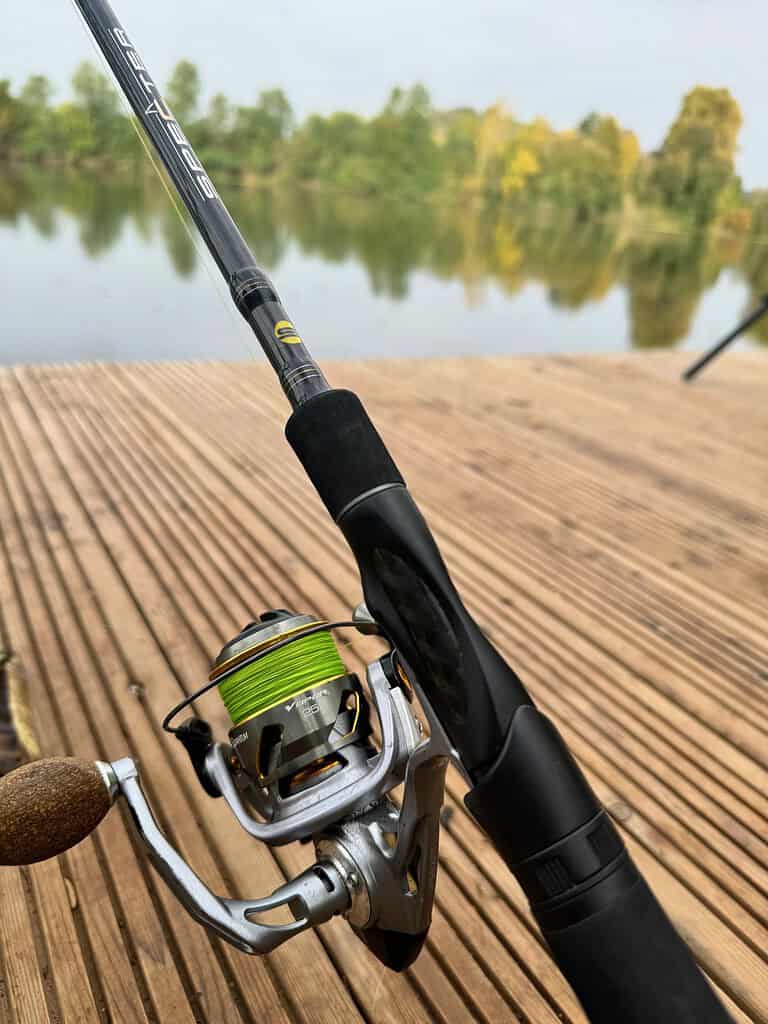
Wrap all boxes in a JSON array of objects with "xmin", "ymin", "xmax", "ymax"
[
  {"xmin": 161, "ymin": 208, "xmax": 197, "ymax": 278},
  {"xmin": 3, "ymin": 168, "xmax": 766, "ymax": 349},
  {"xmin": 621, "ymin": 229, "xmax": 721, "ymax": 348}
]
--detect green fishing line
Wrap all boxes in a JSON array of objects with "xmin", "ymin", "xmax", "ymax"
[{"xmin": 218, "ymin": 631, "xmax": 346, "ymax": 725}]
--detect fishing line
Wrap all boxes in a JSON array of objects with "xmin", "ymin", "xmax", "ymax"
[
  {"xmin": 217, "ymin": 630, "xmax": 346, "ymax": 724},
  {"xmin": 161, "ymin": 620, "xmax": 359, "ymax": 733}
]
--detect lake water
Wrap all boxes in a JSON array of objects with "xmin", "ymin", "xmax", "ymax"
[{"xmin": 1, "ymin": 168, "xmax": 765, "ymax": 365}]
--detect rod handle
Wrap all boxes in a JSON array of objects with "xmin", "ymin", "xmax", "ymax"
[{"xmin": 543, "ymin": 871, "xmax": 731, "ymax": 1023}]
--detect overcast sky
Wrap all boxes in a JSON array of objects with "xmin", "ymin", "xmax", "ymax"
[{"xmin": 5, "ymin": 2, "xmax": 766, "ymax": 188}]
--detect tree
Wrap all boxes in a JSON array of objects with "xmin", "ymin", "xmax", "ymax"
[
  {"xmin": 257, "ymin": 89, "xmax": 293, "ymax": 137},
  {"xmin": 473, "ymin": 103, "xmax": 515, "ymax": 192},
  {"xmin": 72, "ymin": 62, "xmax": 120, "ymax": 123},
  {"xmin": 365, "ymin": 85, "xmax": 443, "ymax": 196},
  {"xmin": 434, "ymin": 108, "xmax": 479, "ymax": 183},
  {"xmin": 231, "ymin": 89, "xmax": 294, "ymax": 175},
  {"xmin": 20, "ymin": 75, "xmax": 52, "ymax": 110},
  {"xmin": 501, "ymin": 147, "xmax": 539, "ymax": 197},
  {"xmin": 53, "ymin": 103, "xmax": 96, "ymax": 161},
  {"xmin": 579, "ymin": 113, "xmax": 640, "ymax": 182},
  {"xmin": 17, "ymin": 75, "xmax": 54, "ymax": 159},
  {"xmin": 166, "ymin": 60, "xmax": 200, "ymax": 124},
  {"xmin": 642, "ymin": 86, "xmax": 742, "ymax": 222},
  {"xmin": 0, "ymin": 81, "xmax": 22, "ymax": 155},
  {"xmin": 207, "ymin": 93, "xmax": 233, "ymax": 143},
  {"xmin": 69, "ymin": 61, "xmax": 134, "ymax": 158}
]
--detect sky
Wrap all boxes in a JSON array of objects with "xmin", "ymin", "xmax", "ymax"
[{"xmin": 5, "ymin": 1, "xmax": 767, "ymax": 188}]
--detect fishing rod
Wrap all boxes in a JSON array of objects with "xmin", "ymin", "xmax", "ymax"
[
  {"xmin": 0, "ymin": 2, "xmax": 732, "ymax": 1021},
  {"xmin": 682, "ymin": 292, "xmax": 768, "ymax": 381}
]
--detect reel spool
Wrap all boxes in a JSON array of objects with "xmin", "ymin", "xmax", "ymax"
[{"xmin": 210, "ymin": 611, "xmax": 373, "ymax": 801}]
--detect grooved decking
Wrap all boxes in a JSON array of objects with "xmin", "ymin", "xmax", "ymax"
[{"xmin": 0, "ymin": 351, "xmax": 765, "ymax": 1024}]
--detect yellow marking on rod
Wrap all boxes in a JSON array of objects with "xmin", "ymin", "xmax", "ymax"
[{"xmin": 274, "ymin": 320, "xmax": 303, "ymax": 344}]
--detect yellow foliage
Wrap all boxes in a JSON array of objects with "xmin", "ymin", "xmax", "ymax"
[
  {"xmin": 501, "ymin": 147, "xmax": 540, "ymax": 196},
  {"xmin": 494, "ymin": 221, "xmax": 526, "ymax": 293},
  {"xmin": 475, "ymin": 103, "xmax": 514, "ymax": 175},
  {"xmin": 619, "ymin": 131, "xmax": 641, "ymax": 179}
]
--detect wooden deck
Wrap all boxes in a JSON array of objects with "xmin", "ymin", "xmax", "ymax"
[{"xmin": 0, "ymin": 351, "xmax": 766, "ymax": 1024}]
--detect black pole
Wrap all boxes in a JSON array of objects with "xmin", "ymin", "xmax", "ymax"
[
  {"xmin": 73, "ymin": 0, "xmax": 329, "ymax": 408},
  {"xmin": 682, "ymin": 294, "xmax": 768, "ymax": 382}
]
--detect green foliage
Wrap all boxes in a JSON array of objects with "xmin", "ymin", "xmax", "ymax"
[
  {"xmin": 16, "ymin": 76, "xmax": 56, "ymax": 159},
  {"xmin": 166, "ymin": 60, "xmax": 200, "ymax": 124},
  {"xmin": 69, "ymin": 62, "xmax": 136, "ymax": 159},
  {"xmin": 53, "ymin": 103, "xmax": 97, "ymax": 161},
  {"xmin": 640, "ymin": 87, "xmax": 742, "ymax": 223},
  {"xmin": 0, "ymin": 80, "xmax": 22, "ymax": 155},
  {"xmin": 235, "ymin": 89, "xmax": 293, "ymax": 173},
  {"xmin": 621, "ymin": 229, "xmax": 720, "ymax": 347},
  {"xmin": 283, "ymin": 85, "xmax": 442, "ymax": 197},
  {"xmin": 46, "ymin": 62, "xmax": 135, "ymax": 162},
  {"xmin": 739, "ymin": 192, "xmax": 768, "ymax": 344},
  {"xmin": 434, "ymin": 108, "xmax": 479, "ymax": 181}
]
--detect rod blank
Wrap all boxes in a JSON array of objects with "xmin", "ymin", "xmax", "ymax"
[
  {"xmin": 73, "ymin": 0, "xmax": 329, "ymax": 408},
  {"xmin": 682, "ymin": 294, "xmax": 768, "ymax": 382}
]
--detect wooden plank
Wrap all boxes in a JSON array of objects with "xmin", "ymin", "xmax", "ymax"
[
  {"xmin": 0, "ymin": 387, "xmax": 196, "ymax": 1024},
  {"xmin": 27, "ymin": 858, "xmax": 101, "ymax": 1024},
  {"xmin": 143, "ymin": 360, "xmax": 768, "ymax": 815},
  {"xmin": 105, "ymin": 362, "xmax": 749, "ymax": 1015},
  {"xmin": 34, "ymin": 364, "xmax": 439, "ymax": 1024},
  {"xmin": 0, "ymin": 868, "xmax": 51, "ymax": 1024},
  {"xmin": 351, "ymin": 357, "xmax": 768, "ymax": 607}
]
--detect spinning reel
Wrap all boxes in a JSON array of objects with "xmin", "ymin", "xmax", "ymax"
[{"xmin": 108, "ymin": 606, "xmax": 457, "ymax": 970}]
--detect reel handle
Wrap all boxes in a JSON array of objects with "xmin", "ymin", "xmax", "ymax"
[{"xmin": 0, "ymin": 757, "xmax": 116, "ymax": 865}]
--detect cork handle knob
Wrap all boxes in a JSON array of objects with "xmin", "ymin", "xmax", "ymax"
[{"xmin": 0, "ymin": 757, "xmax": 114, "ymax": 865}]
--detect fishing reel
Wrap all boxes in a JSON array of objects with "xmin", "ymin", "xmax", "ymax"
[{"xmin": 109, "ymin": 607, "xmax": 458, "ymax": 970}]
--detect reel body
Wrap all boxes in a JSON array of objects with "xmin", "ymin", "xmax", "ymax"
[{"xmin": 111, "ymin": 607, "xmax": 454, "ymax": 969}]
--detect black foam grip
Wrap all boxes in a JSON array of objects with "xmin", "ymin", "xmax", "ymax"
[
  {"xmin": 286, "ymin": 389, "xmax": 404, "ymax": 521},
  {"xmin": 542, "ymin": 873, "xmax": 732, "ymax": 1023}
]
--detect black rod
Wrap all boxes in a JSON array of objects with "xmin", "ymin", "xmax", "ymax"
[
  {"xmin": 73, "ymin": 0, "xmax": 329, "ymax": 408},
  {"xmin": 682, "ymin": 293, "xmax": 768, "ymax": 383}
]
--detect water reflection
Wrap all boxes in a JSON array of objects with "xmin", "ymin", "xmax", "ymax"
[{"xmin": 3, "ymin": 167, "xmax": 768, "ymax": 351}]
